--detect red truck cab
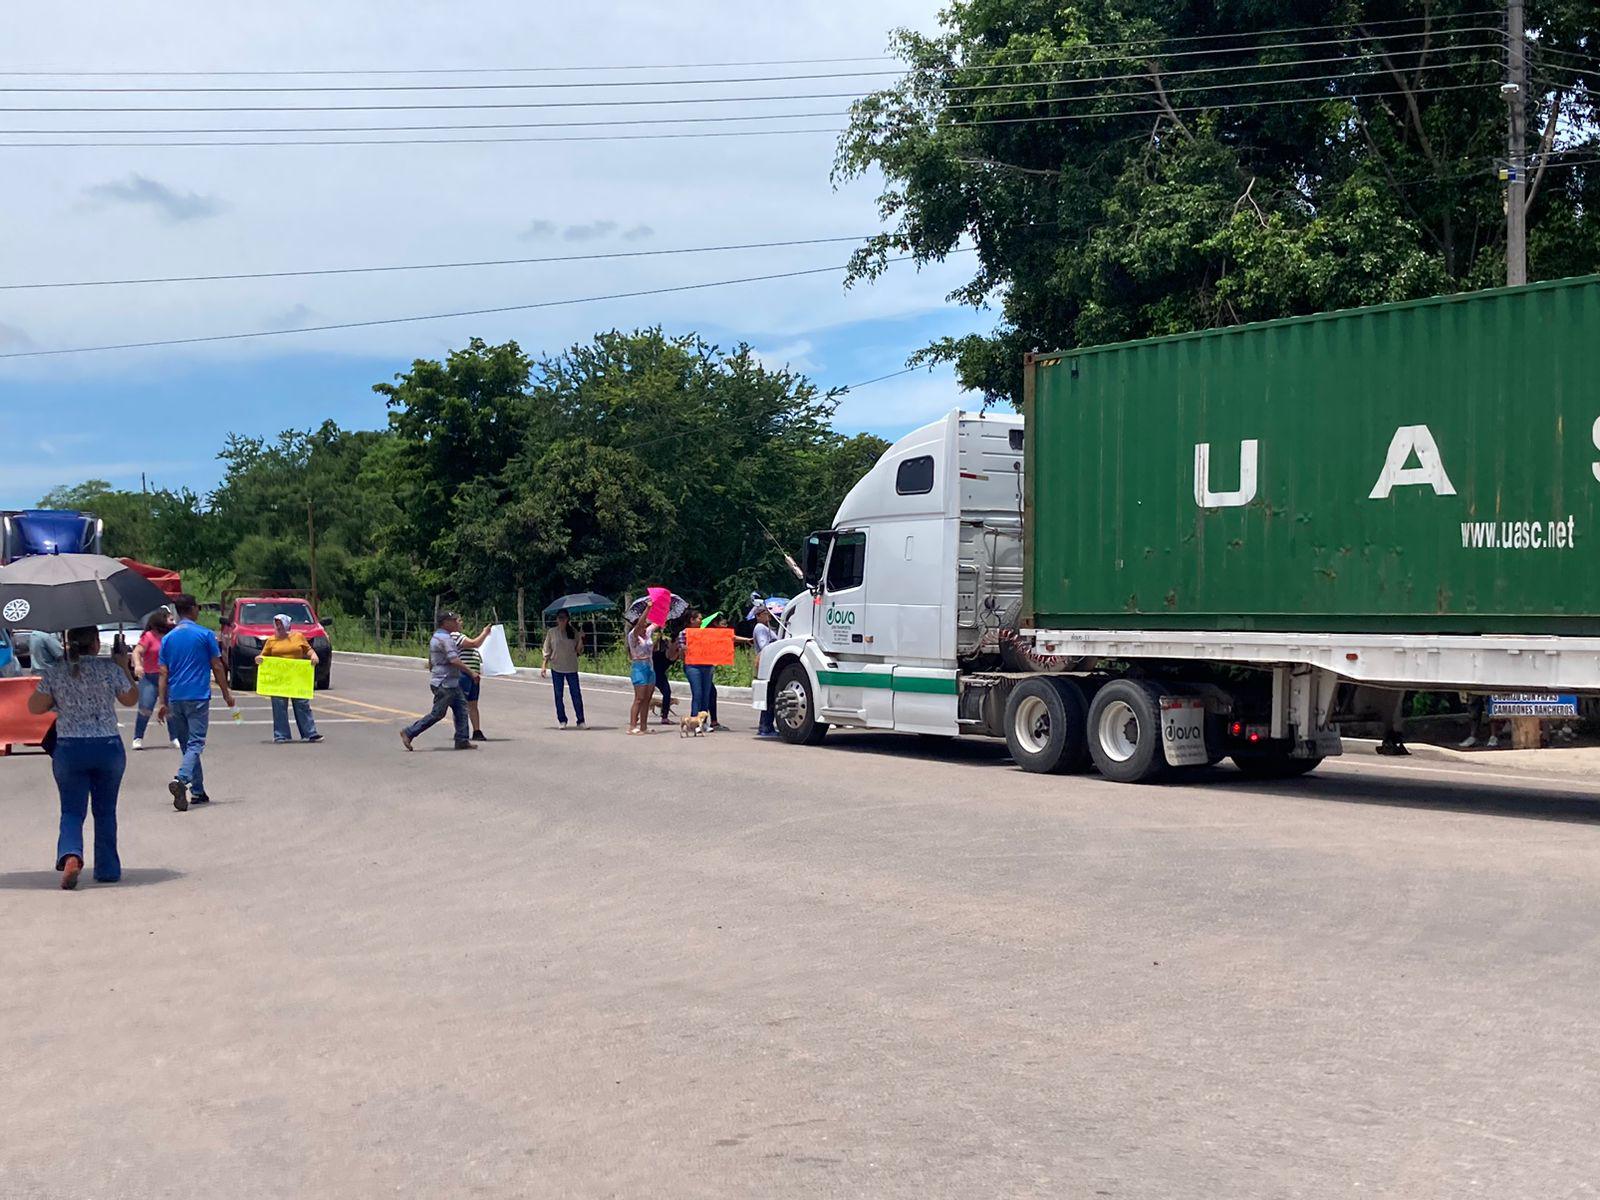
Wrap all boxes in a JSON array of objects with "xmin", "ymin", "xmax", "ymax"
[{"xmin": 219, "ymin": 592, "xmax": 333, "ymax": 690}]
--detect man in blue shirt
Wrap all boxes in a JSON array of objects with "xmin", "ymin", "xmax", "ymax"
[
  {"xmin": 400, "ymin": 611, "xmax": 477, "ymax": 751},
  {"xmin": 156, "ymin": 593, "xmax": 235, "ymax": 812}
]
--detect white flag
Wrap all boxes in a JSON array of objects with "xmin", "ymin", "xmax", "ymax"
[{"xmin": 478, "ymin": 624, "xmax": 517, "ymax": 677}]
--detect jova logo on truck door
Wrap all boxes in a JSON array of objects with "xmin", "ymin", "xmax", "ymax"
[{"xmin": 1193, "ymin": 424, "xmax": 1458, "ymax": 509}]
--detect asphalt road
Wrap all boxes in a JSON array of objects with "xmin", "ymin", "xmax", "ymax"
[{"xmin": 4, "ymin": 656, "xmax": 1600, "ymax": 1199}]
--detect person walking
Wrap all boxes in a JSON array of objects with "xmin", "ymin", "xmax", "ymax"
[
  {"xmin": 400, "ymin": 611, "xmax": 477, "ymax": 751},
  {"xmin": 651, "ymin": 621, "xmax": 680, "ymax": 726},
  {"xmin": 540, "ymin": 608, "xmax": 586, "ymax": 729},
  {"xmin": 626, "ymin": 612, "xmax": 658, "ymax": 734},
  {"xmin": 157, "ymin": 593, "xmax": 235, "ymax": 811},
  {"xmin": 739, "ymin": 605, "xmax": 780, "ymax": 737},
  {"xmin": 256, "ymin": 612, "xmax": 324, "ymax": 744},
  {"xmin": 131, "ymin": 608, "xmax": 178, "ymax": 751},
  {"xmin": 28, "ymin": 626, "xmax": 139, "ymax": 888},
  {"xmin": 680, "ymin": 607, "xmax": 716, "ymax": 730},
  {"xmin": 451, "ymin": 621, "xmax": 493, "ymax": 741}
]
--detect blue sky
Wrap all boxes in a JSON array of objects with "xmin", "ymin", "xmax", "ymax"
[{"xmin": 0, "ymin": 0, "xmax": 999, "ymax": 510}]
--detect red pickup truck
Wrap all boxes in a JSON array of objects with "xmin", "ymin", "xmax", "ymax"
[{"xmin": 219, "ymin": 592, "xmax": 333, "ymax": 691}]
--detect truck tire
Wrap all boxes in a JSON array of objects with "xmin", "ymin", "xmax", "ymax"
[
  {"xmin": 1086, "ymin": 680, "xmax": 1168, "ymax": 784},
  {"xmin": 772, "ymin": 662, "xmax": 827, "ymax": 745},
  {"xmin": 1003, "ymin": 677, "xmax": 1089, "ymax": 774},
  {"xmin": 1233, "ymin": 753, "xmax": 1323, "ymax": 779}
]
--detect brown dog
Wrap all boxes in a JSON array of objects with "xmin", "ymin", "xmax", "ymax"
[{"xmin": 679, "ymin": 711, "xmax": 710, "ymax": 738}]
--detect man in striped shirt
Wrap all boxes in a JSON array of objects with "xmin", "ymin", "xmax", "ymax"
[{"xmin": 450, "ymin": 622, "xmax": 493, "ymax": 742}]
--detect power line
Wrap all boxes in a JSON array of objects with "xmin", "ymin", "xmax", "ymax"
[
  {"xmin": 0, "ymin": 251, "xmax": 970, "ymax": 359},
  {"xmin": 0, "ymin": 36, "xmax": 1504, "ymax": 115},
  {"xmin": 0, "ymin": 45, "xmax": 1502, "ymax": 135},
  {"xmin": 0, "ymin": 64, "xmax": 1503, "ymax": 146},
  {"xmin": 0, "ymin": 80, "xmax": 1499, "ymax": 148},
  {"xmin": 951, "ymin": 80, "xmax": 1499, "ymax": 130},
  {"xmin": 0, "ymin": 29, "xmax": 1504, "ymax": 97},
  {"xmin": 0, "ymin": 11, "xmax": 1502, "ymax": 80},
  {"xmin": 0, "ymin": 234, "xmax": 879, "ymax": 291}
]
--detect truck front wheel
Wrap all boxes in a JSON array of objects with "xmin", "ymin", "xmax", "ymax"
[
  {"xmin": 772, "ymin": 662, "xmax": 827, "ymax": 745},
  {"xmin": 1086, "ymin": 680, "xmax": 1168, "ymax": 784},
  {"xmin": 1003, "ymin": 677, "xmax": 1089, "ymax": 774}
]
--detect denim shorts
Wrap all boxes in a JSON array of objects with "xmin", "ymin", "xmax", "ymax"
[
  {"xmin": 630, "ymin": 660, "xmax": 654, "ymax": 687},
  {"xmin": 460, "ymin": 673, "xmax": 481, "ymax": 702}
]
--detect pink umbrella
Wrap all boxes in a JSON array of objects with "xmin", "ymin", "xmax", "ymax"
[{"xmin": 645, "ymin": 586, "xmax": 673, "ymax": 626}]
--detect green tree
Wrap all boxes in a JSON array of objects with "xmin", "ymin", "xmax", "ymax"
[{"xmin": 837, "ymin": 0, "xmax": 1600, "ymax": 405}]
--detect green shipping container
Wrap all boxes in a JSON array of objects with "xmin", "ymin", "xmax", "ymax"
[{"xmin": 1023, "ymin": 275, "xmax": 1600, "ymax": 635}]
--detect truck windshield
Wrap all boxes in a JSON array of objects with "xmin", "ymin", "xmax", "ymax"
[{"xmin": 239, "ymin": 601, "xmax": 315, "ymax": 626}]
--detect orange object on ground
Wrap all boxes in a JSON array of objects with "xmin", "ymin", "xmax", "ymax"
[
  {"xmin": 683, "ymin": 626, "xmax": 735, "ymax": 667},
  {"xmin": 0, "ymin": 676, "xmax": 56, "ymax": 755}
]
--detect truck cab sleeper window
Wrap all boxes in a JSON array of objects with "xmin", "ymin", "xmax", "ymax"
[{"xmin": 895, "ymin": 455, "xmax": 935, "ymax": 496}]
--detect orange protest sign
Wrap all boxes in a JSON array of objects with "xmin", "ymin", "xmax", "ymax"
[
  {"xmin": 683, "ymin": 626, "xmax": 735, "ymax": 666},
  {"xmin": 0, "ymin": 676, "xmax": 57, "ymax": 754}
]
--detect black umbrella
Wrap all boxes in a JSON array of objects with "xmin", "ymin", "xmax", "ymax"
[
  {"xmin": 623, "ymin": 592, "xmax": 690, "ymax": 622},
  {"xmin": 0, "ymin": 554, "xmax": 171, "ymax": 631},
  {"xmin": 542, "ymin": 591, "xmax": 614, "ymax": 618}
]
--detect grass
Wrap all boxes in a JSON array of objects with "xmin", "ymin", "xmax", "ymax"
[{"xmin": 331, "ymin": 618, "xmax": 758, "ymax": 687}]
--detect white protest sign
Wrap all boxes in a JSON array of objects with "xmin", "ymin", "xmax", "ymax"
[{"xmin": 478, "ymin": 624, "xmax": 517, "ymax": 677}]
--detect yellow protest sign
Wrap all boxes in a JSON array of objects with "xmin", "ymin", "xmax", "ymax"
[{"xmin": 257, "ymin": 656, "xmax": 315, "ymax": 700}]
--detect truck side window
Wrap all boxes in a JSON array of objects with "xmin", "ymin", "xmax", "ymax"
[
  {"xmin": 1008, "ymin": 428, "xmax": 1024, "ymax": 452},
  {"xmin": 895, "ymin": 455, "xmax": 935, "ymax": 495},
  {"xmin": 826, "ymin": 532, "xmax": 867, "ymax": 591}
]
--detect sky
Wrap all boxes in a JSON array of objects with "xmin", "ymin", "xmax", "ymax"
[{"xmin": 0, "ymin": 0, "xmax": 996, "ymax": 509}]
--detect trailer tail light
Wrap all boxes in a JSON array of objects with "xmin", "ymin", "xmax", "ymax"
[
  {"xmin": 1248, "ymin": 731, "xmax": 1261, "ymax": 743},
  {"xmin": 1230, "ymin": 721, "xmax": 1243, "ymax": 737}
]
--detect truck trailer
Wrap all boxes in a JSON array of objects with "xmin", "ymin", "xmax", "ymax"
[{"xmin": 752, "ymin": 275, "xmax": 1600, "ymax": 782}]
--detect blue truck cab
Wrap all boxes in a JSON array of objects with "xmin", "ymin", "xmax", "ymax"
[{"xmin": 0, "ymin": 510, "xmax": 103, "ymax": 565}]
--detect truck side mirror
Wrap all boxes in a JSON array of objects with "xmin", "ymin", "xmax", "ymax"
[{"xmin": 801, "ymin": 532, "xmax": 831, "ymax": 589}]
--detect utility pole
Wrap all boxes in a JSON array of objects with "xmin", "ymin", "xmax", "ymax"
[
  {"xmin": 306, "ymin": 499, "xmax": 319, "ymax": 612},
  {"xmin": 1504, "ymin": 0, "xmax": 1528, "ymax": 286}
]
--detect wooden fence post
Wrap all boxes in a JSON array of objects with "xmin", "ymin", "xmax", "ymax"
[{"xmin": 516, "ymin": 587, "xmax": 527, "ymax": 652}]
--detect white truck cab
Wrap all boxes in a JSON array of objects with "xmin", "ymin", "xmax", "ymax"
[{"xmin": 756, "ymin": 410, "xmax": 1024, "ymax": 741}]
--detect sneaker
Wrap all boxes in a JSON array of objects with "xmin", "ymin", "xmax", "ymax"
[
  {"xmin": 471, "ymin": 730, "xmax": 486, "ymax": 742},
  {"xmin": 454, "ymin": 740, "xmax": 478, "ymax": 750},
  {"xmin": 171, "ymin": 738, "xmax": 181, "ymax": 750},
  {"xmin": 169, "ymin": 779, "xmax": 189, "ymax": 812},
  {"xmin": 557, "ymin": 723, "xmax": 569, "ymax": 731},
  {"xmin": 273, "ymin": 738, "xmax": 291, "ymax": 744},
  {"xmin": 307, "ymin": 733, "xmax": 323, "ymax": 743},
  {"xmin": 399, "ymin": 730, "xmax": 414, "ymax": 752},
  {"xmin": 1458, "ymin": 735, "xmax": 1479, "ymax": 749},
  {"xmin": 575, "ymin": 722, "xmax": 586, "ymax": 730},
  {"xmin": 132, "ymin": 738, "xmax": 144, "ymax": 751},
  {"xmin": 190, "ymin": 793, "xmax": 211, "ymax": 805},
  {"xmin": 60, "ymin": 855, "xmax": 82, "ymax": 890}
]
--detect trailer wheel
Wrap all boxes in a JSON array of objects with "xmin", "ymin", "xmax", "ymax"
[
  {"xmin": 772, "ymin": 662, "xmax": 827, "ymax": 745},
  {"xmin": 1233, "ymin": 754, "xmax": 1323, "ymax": 779},
  {"xmin": 1086, "ymin": 680, "xmax": 1168, "ymax": 784},
  {"xmin": 1003, "ymin": 677, "xmax": 1089, "ymax": 774}
]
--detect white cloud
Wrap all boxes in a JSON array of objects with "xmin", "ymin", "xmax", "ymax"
[
  {"xmin": 0, "ymin": 1, "xmax": 957, "ymax": 374},
  {"xmin": 752, "ymin": 338, "xmax": 816, "ymax": 372}
]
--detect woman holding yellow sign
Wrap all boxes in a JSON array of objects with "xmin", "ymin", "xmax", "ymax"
[{"xmin": 255, "ymin": 613, "xmax": 323, "ymax": 744}]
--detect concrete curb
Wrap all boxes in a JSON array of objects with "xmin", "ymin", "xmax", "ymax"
[{"xmin": 338, "ymin": 649, "xmax": 754, "ymax": 702}]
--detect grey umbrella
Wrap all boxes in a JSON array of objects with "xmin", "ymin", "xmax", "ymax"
[
  {"xmin": 0, "ymin": 554, "xmax": 171, "ymax": 631},
  {"xmin": 542, "ymin": 592, "xmax": 614, "ymax": 618}
]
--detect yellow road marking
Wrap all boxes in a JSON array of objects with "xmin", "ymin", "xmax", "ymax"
[{"xmin": 315, "ymin": 693, "xmax": 419, "ymax": 719}]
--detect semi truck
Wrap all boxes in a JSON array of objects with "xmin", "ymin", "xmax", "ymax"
[
  {"xmin": 1, "ymin": 510, "xmax": 102, "ymax": 565},
  {"xmin": 753, "ymin": 275, "xmax": 1600, "ymax": 783}
]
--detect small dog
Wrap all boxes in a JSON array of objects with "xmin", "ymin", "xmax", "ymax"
[{"xmin": 680, "ymin": 711, "xmax": 710, "ymax": 738}]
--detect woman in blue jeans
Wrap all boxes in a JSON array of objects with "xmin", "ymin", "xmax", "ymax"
[
  {"xmin": 540, "ymin": 608, "xmax": 586, "ymax": 729},
  {"xmin": 679, "ymin": 607, "xmax": 717, "ymax": 728},
  {"xmin": 28, "ymin": 626, "xmax": 139, "ymax": 889},
  {"xmin": 132, "ymin": 607, "xmax": 177, "ymax": 750}
]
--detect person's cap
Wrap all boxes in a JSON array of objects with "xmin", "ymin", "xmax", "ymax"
[{"xmin": 438, "ymin": 609, "xmax": 460, "ymax": 622}]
